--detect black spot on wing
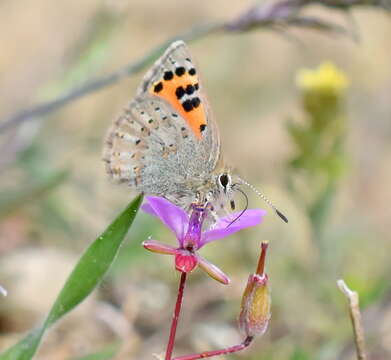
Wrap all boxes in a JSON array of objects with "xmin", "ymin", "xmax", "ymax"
[
  {"xmin": 164, "ymin": 71, "xmax": 174, "ymax": 80},
  {"xmin": 175, "ymin": 67, "xmax": 186, "ymax": 76},
  {"xmin": 185, "ymin": 84, "xmax": 194, "ymax": 95},
  {"xmin": 154, "ymin": 82, "xmax": 163, "ymax": 93},
  {"xmin": 191, "ymin": 97, "xmax": 201, "ymax": 108},
  {"xmin": 182, "ymin": 100, "xmax": 193, "ymax": 112},
  {"xmin": 176, "ymin": 86, "xmax": 185, "ymax": 99}
]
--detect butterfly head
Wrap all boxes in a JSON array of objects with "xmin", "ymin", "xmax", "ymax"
[
  {"xmin": 201, "ymin": 171, "xmax": 237, "ymax": 217},
  {"xmin": 216, "ymin": 172, "xmax": 236, "ymax": 210},
  {"xmin": 208, "ymin": 171, "xmax": 288, "ymax": 224}
]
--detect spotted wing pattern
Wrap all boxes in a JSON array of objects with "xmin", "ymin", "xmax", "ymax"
[
  {"xmin": 103, "ymin": 41, "xmax": 223, "ymax": 207},
  {"xmin": 137, "ymin": 40, "xmax": 220, "ymax": 164}
]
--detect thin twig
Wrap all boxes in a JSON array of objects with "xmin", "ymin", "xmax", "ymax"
[
  {"xmin": 165, "ymin": 272, "xmax": 188, "ymax": 360},
  {"xmin": 315, "ymin": 0, "xmax": 391, "ymax": 10},
  {"xmin": 1, "ymin": 0, "xmax": 389, "ymax": 134},
  {"xmin": 337, "ymin": 279, "xmax": 367, "ymax": 360}
]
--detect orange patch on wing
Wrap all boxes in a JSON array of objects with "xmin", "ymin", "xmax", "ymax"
[{"xmin": 149, "ymin": 72, "xmax": 206, "ymax": 139}]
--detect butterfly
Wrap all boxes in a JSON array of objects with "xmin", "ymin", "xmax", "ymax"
[{"xmin": 103, "ymin": 40, "xmax": 287, "ymax": 222}]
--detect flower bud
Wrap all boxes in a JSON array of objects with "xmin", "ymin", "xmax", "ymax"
[
  {"xmin": 239, "ymin": 273, "xmax": 271, "ymax": 337},
  {"xmin": 238, "ymin": 242, "xmax": 271, "ymax": 337}
]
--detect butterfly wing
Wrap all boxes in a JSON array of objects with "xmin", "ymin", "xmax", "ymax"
[
  {"xmin": 103, "ymin": 41, "xmax": 222, "ymax": 206},
  {"xmin": 137, "ymin": 40, "xmax": 221, "ymax": 170}
]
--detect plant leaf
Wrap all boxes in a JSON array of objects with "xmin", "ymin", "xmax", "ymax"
[{"xmin": 0, "ymin": 194, "xmax": 143, "ymax": 360}]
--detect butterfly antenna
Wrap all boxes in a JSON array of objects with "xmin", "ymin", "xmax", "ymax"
[{"xmin": 237, "ymin": 178, "xmax": 288, "ymax": 223}]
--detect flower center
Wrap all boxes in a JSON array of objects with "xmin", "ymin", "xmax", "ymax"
[
  {"xmin": 182, "ymin": 204, "xmax": 206, "ymax": 250},
  {"xmin": 175, "ymin": 249, "xmax": 198, "ymax": 273}
]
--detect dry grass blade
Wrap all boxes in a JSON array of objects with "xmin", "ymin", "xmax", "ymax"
[{"xmin": 337, "ymin": 279, "xmax": 367, "ymax": 360}]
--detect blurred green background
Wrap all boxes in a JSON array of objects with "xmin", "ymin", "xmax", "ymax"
[{"xmin": 1, "ymin": 1, "xmax": 391, "ymax": 359}]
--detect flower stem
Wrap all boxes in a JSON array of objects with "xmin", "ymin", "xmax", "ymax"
[
  {"xmin": 165, "ymin": 272, "xmax": 188, "ymax": 360},
  {"xmin": 173, "ymin": 336, "xmax": 254, "ymax": 360}
]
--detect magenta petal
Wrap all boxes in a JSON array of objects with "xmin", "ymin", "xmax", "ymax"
[
  {"xmin": 141, "ymin": 202, "xmax": 158, "ymax": 217},
  {"xmin": 199, "ymin": 209, "xmax": 266, "ymax": 247},
  {"xmin": 197, "ymin": 255, "xmax": 230, "ymax": 285},
  {"xmin": 142, "ymin": 196, "xmax": 188, "ymax": 242},
  {"xmin": 143, "ymin": 240, "xmax": 176, "ymax": 255}
]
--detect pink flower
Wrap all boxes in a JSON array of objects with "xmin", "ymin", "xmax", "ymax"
[{"xmin": 142, "ymin": 196, "xmax": 266, "ymax": 284}]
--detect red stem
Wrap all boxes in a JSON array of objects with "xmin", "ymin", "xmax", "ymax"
[
  {"xmin": 256, "ymin": 241, "xmax": 268, "ymax": 275},
  {"xmin": 165, "ymin": 272, "xmax": 188, "ymax": 360},
  {"xmin": 173, "ymin": 336, "xmax": 254, "ymax": 360}
]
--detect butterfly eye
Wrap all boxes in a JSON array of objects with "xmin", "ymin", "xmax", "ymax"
[
  {"xmin": 218, "ymin": 173, "xmax": 230, "ymax": 190},
  {"xmin": 219, "ymin": 174, "xmax": 229, "ymax": 187}
]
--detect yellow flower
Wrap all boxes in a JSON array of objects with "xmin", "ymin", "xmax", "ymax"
[{"xmin": 296, "ymin": 61, "xmax": 349, "ymax": 95}]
